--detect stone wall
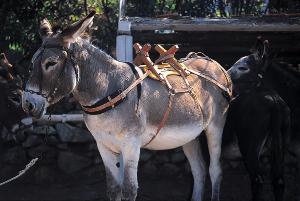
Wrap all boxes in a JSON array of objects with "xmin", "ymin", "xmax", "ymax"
[
  {"xmin": 0, "ymin": 120, "xmax": 299, "ymax": 201},
  {"xmin": 0, "ymin": 121, "xmax": 192, "ymax": 182},
  {"xmin": 1, "ymin": 121, "xmax": 297, "ymax": 180},
  {"xmin": 0, "ymin": 95, "xmax": 299, "ymax": 200}
]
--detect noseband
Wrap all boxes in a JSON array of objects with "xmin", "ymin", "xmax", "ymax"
[{"xmin": 25, "ymin": 44, "xmax": 79, "ymax": 103}]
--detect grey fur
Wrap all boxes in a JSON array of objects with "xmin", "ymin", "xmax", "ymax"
[{"xmin": 22, "ymin": 15, "xmax": 231, "ymax": 201}]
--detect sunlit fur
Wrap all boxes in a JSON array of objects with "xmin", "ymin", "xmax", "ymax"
[{"xmin": 23, "ymin": 14, "xmax": 231, "ymax": 201}]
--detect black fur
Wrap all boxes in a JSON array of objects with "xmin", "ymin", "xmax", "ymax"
[{"xmin": 225, "ymin": 38, "xmax": 290, "ymax": 201}]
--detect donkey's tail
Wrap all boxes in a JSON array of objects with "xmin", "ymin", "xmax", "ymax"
[{"xmin": 270, "ymin": 94, "xmax": 290, "ymax": 201}]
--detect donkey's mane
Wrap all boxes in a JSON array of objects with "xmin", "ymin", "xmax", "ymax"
[
  {"xmin": 71, "ymin": 38, "xmax": 121, "ymax": 77},
  {"xmin": 73, "ymin": 38, "xmax": 114, "ymax": 64},
  {"xmin": 70, "ymin": 38, "xmax": 133, "ymax": 106}
]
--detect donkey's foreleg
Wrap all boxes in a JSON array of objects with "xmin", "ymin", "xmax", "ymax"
[
  {"xmin": 205, "ymin": 124, "xmax": 223, "ymax": 201},
  {"xmin": 121, "ymin": 139, "xmax": 141, "ymax": 201},
  {"xmin": 183, "ymin": 138, "xmax": 207, "ymax": 201},
  {"xmin": 97, "ymin": 142, "xmax": 123, "ymax": 201}
]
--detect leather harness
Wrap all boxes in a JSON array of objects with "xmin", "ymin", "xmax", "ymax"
[
  {"xmin": 82, "ymin": 63, "xmax": 148, "ymax": 114},
  {"xmin": 29, "ymin": 44, "xmax": 232, "ymax": 147},
  {"xmin": 81, "ymin": 54, "xmax": 232, "ymax": 147}
]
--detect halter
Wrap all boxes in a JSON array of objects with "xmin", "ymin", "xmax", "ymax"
[
  {"xmin": 230, "ymin": 67, "xmax": 266, "ymax": 103},
  {"xmin": 25, "ymin": 43, "xmax": 79, "ymax": 103}
]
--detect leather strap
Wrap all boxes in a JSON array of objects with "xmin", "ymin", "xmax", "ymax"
[
  {"xmin": 143, "ymin": 92, "xmax": 175, "ymax": 147},
  {"xmin": 82, "ymin": 70, "xmax": 151, "ymax": 114},
  {"xmin": 155, "ymin": 93, "xmax": 175, "ymax": 135},
  {"xmin": 154, "ymin": 54, "xmax": 175, "ymax": 64},
  {"xmin": 125, "ymin": 62, "xmax": 142, "ymax": 100},
  {"xmin": 82, "ymin": 89, "xmax": 124, "ymax": 115},
  {"xmin": 186, "ymin": 68, "xmax": 232, "ymax": 101}
]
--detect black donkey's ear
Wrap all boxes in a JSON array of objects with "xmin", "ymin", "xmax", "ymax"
[{"xmin": 252, "ymin": 36, "xmax": 265, "ymax": 61}]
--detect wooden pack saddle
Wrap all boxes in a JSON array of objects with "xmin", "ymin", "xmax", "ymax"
[
  {"xmin": 133, "ymin": 43, "xmax": 189, "ymax": 87},
  {"xmin": 133, "ymin": 43, "xmax": 231, "ymax": 97}
]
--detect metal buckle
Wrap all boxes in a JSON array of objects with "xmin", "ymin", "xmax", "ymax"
[
  {"xmin": 120, "ymin": 92, "xmax": 126, "ymax": 99},
  {"xmin": 107, "ymin": 96, "xmax": 114, "ymax": 108}
]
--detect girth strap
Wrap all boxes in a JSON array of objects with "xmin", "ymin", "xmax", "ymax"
[{"xmin": 143, "ymin": 92, "xmax": 175, "ymax": 147}]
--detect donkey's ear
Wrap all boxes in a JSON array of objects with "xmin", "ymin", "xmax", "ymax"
[
  {"xmin": 253, "ymin": 36, "xmax": 265, "ymax": 61},
  {"xmin": 0, "ymin": 53, "xmax": 12, "ymax": 68},
  {"xmin": 0, "ymin": 53, "xmax": 6, "ymax": 67},
  {"xmin": 0, "ymin": 53, "xmax": 5, "ymax": 60},
  {"xmin": 60, "ymin": 11, "xmax": 95, "ymax": 45},
  {"xmin": 39, "ymin": 18, "xmax": 53, "ymax": 39},
  {"xmin": 261, "ymin": 40, "xmax": 271, "ymax": 71},
  {"xmin": 262, "ymin": 40, "xmax": 270, "ymax": 58}
]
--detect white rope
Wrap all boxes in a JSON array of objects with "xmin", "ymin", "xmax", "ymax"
[{"xmin": 0, "ymin": 158, "xmax": 38, "ymax": 186}]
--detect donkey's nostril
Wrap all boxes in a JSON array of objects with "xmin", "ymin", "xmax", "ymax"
[
  {"xmin": 28, "ymin": 102, "xmax": 35, "ymax": 112},
  {"xmin": 238, "ymin": 66, "xmax": 248, "ymax": 71}
]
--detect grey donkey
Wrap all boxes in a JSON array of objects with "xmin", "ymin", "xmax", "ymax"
[{"xmin": 22, "ymin": 12, "xmax": 232, "ymax": 201}]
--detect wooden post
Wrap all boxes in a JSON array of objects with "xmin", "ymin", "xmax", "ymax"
[
  {"xmin": 133, "ymin": 43, "xmax": 164, "ymax": 81},
  {"xmin": 116, "ymin": 34, "xmax": 133, "ymax": 62},
  {"xmin": 119, "ymin": 0, "xmax": 126, "ymax": 21},
  {"xmin": 21, "ymin": 114, "xmax": 84, "ymax": 125},
  {"xmin": 117, "ymin": 0, "xmax": 132, "ymax": 62},
  {"xmin": 154, "ymin": 45, "xmax": 188, "ymax": 76}
]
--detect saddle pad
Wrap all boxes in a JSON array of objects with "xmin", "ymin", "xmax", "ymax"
[{"xmin": 138, "ymin": 63, "xmax": 187, "ymax": 80}]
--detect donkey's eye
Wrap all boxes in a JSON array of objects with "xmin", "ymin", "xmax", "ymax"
[
  {"xmin": 238, "ymin": 67, "xmax": 248, "ymax": 71},
  {"xmin": 45, "ymin": 61, "xmax": 57, "ymax": 70}
]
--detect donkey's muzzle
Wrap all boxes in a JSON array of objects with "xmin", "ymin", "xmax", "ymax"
[
  {"xmin": 23, "ymin": 99, "xmax": 35, "ymax": 113},
  {"xmin": 22, "ymin": 91, "xmax": 46, "ymax": 118}
]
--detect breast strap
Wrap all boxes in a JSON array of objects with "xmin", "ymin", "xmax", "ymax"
[{"xmin": 81, "ymin": 63, "xmax": 150, "ymax": 115}]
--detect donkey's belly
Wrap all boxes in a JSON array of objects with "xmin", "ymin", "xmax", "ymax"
[{"xmin": 142, "ymin": 124, "xmax": 203, "ymax": 150}]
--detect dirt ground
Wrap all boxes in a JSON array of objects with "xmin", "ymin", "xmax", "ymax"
[{"xmin": 0, "ymin": 159, "xmax": 298, "ymax": 201}]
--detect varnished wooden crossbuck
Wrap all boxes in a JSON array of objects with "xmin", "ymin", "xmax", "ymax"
[
  {"xmin": 133, "ymin": 43, "xmax": 232, "ymax": 98},
  {"xmin": 133, "ymin": 43, "xmax": 192, "ymax": 91},
  {"xmin": 133, "ymin": 43, "xmax": 188, "ymax": 77}
]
